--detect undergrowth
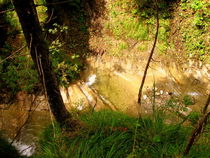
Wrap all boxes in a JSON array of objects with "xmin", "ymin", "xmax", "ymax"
[
  {"xmin": 33, "ymin": 110, "xmax": 210, "ymax": 158},
  {"xmin": 105, "ymin": 0, "xmax": 209, "ymax": 61},
  {"xmin": 105, "ymin": 0, "xmax": 173, "ymax": 56},
  {"xmin": 0, "ymin": 0, "xmax": 83, "ymax": 95},
  {"xmin": 179, "ymin": 0, "xmax": 209, "ymax": 61}
]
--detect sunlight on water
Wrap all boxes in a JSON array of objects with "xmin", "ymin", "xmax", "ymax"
[
  {"xmin": 11, "ymin": 140, "xmax": 35, "ymax": 157},
  {"xmin": 86, "ymin": 74, "xmax": 96, "ymax": 86}
]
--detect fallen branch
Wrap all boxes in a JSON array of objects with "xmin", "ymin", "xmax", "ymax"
[{"xmin": 138, "ymin": 1, "xmax": 159, "ymax": 104}]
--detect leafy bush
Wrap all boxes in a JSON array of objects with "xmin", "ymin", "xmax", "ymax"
[
  {"xmin": 180, "ymin": 0, "xmax": 209, "ymax": 61},
  {"xmin": 0, "ymin": 51, "xmax": 39, "ymax": 93},
  {"xmin": 183, "ymin": 95, "xmax": 194, "ymax": 106},
  {"xmin": 48, "ymin": 23, "xmax": 83, "ymax": 86}
]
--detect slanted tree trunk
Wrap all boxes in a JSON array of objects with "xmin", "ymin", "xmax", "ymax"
[
  {"xmin": 137, "ymin": 1, "xmax": 159, "ymax": 105},
  {"xmin": 184, "ymin": 94, "xmax": 210, "ymax": 156},
  {"xmin": 12, "ymin": 0, "xmax": 78, "ymax": 129}
]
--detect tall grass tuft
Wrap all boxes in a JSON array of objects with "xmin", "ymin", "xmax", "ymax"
[{"xmin": 33, "ymin": 110, "xmax": 210, "ymax": 158}]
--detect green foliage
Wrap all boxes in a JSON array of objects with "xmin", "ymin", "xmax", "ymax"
[
  {"xmin": 118, "ymin": 42, "xmax": 129, "ymax": 50},
  {"xmin": 106, "ymin": 0, "xmax": 173, "ymax": 56},
  {"xmin": 190, "ymin": 0, "xmax": 204, "ymax": 11},
  {"xmin": 33, "ymin": 110, "xmax": 210, "ymax": 158},
  {"xmin": 0, "ymin": 0, "xmax": 20, "ymax": 30},
  {"xmin": 48, "ymin": 23, "xmax": 83, "ymax": 86},
  {"xmin": 80, "ymin": 110, "xmax": 136, "ymax": 129},
  {"xmin": 188, "ymin": 111, "xmax": 201, "ymax": 125},
  {"xmin": 5, "ymin": 11, "xmax": 20, "ymax": 29},
  {"xmin": 180, "ymin": 0, "xmax": 209, "ymax": 61},
  {"xmin": 0, "ymin": 54, "xmax": 39, "ymax": 93},
  {"xmin": 0, "ymin": 0, "xmax": 48, "ymax": 95},
  {"xmin": 137, "ymin": 43, "xmax": 148, "ymax": 51},
  {"xmin": 164, "ymin": 98, "xmax": 189, "ymax": 115},
  {"xmin": 165, "ymin": 98, "xmax": 178, "ymax": 108},
  {"xmin": 0, "ymin": 0, "xmax": 10, "ymax": 5},
  {"xmin": 183, "ymin": 95, "xmax": 194, "ymax": 106}
]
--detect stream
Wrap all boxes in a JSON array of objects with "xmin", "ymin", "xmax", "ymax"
[
  {"xmin": 0, "ymin": 56, "xmax": 209, "ymax": 156},
  {"xmin": 0, "ymin": 110, "xmax": 50, "ymax": 156}
]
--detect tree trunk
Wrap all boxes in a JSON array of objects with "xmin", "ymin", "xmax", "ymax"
[
  {"xmin": 12, "ymin": 0, "xmax": 77, "ymax": 129},
  {"xmin": 137, "ymin": 1, "xmax": 159, "ymax": 105}
]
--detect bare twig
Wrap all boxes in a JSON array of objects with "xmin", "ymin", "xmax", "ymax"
[
  {"xmin": 0, "ymin": 45, "xmax": 26, "ymax": 64},
  {"xmin": 45, "ymin": 8, "xmax": 54, "ymax": 24},
  {"xmin": 36, "ymin": 0, "xmax": 74, "ymax": 6},
  {"xmin": 92, "ymin": 98, "xmax": 97, "ymax": 113},
  {"xmin": 10, "ymin": 90, "xmax": 42, "ymax": 145},
  {"xmin": 184, "ymin": 94, "xmax": 210, "ymax": 156},
  {"xmin": 202, "ymin": 94, "xmax": 210, "ymax": 114},
  {"xmin": 138, "ymin": 1, "xmax": 159, "ymax": 104},
  {"xmin": 0, "ymin": 8, "xmax": 14, "ymax": 14},
  {"xmin": 19, "ymin": 145, "xmax": 33, "ymax": 155},
  {"xmin": 151, "ymin": 57, "xmax": 161, "ymax": 62},
  {"xmin": 36, "ymin": 46, "xmax": 55, "ymax": 136},
  {"xmin": 0, "ymin": 0, "xmax": 73, "ymax": 14}
]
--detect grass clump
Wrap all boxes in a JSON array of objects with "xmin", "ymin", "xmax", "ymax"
[{"xmin": 33, "ymin": 110, "xmax": 210, "ymax": 158}]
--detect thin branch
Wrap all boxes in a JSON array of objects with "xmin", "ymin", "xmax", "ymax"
[
  {"xmin": 10, "ymin": 90, "xmax": 42, "ymax": 145},
  {"xmin": 138, "ymin": 1, "xmax": 159, "ymax": 104},
  {"xmin": 45, "ymin": 8, "xmax": 54, "ymax": 24},
  {"xmin": 184, "ymin": 94, "xmax": 210, "ymax": 156},
  {"xmin": 151, "ymin": 57, "xmax": 161, "ymax": 62},
  {"xmin": 0, "ymin": 45, "xmax": 26, "ymax": 64},
  {"xmin": 36, "ymin": 0, "xmax": 75, "ymax": 6},
  {"xmin": 0, "ymin": 8, "xmax": 14, "ymax": 14},
  {"xmin": 0, "ymin": 0, "xmax": 73, "ymax": 14},
  {"xmin": 19, "ymin": 145, "xmax": 33, "ymax": 155},
  {"xmin": 202, "ymin": 94, "xmax": 210, "ymax": 114},
  {"xmin": 36, "ymin": 46, "xmax": 56, "ymax": 136}
]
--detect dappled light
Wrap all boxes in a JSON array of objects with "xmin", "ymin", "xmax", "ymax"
[{"xmin": 0, "ymin": 0, "xmax": 209, "ymax": 157}]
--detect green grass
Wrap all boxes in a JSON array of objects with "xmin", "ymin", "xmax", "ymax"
[
  {"xmin": 33, "ymin": 110, "xmax": 210, "ymax": 158},
  {"xmin": 105, "ymin": 0, "xmax": 209, "ymax": 60},
  {"xmin": 105, "ymin": 0, "xmax": 173, "ymax": 58},
  {"xmin": 179, "ymin": 0, "xmax": 209, "ymax": 61}
]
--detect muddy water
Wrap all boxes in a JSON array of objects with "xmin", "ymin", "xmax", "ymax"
[
  {"xmin": 0, "ymin": 56, "xmax": 209, "ymax": 156},
  {"xmin": 83, "ymin": 56, "xmax": 209, "ymax": 116},
  {"xmin": 0, "ymin": 109, "xmax": 50, "ymax": 156}
]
